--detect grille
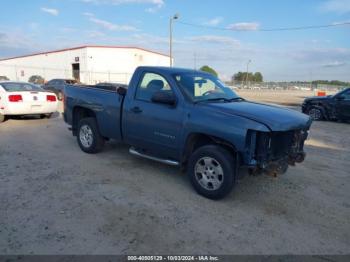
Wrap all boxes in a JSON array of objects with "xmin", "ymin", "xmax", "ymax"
[
  {"xmin": 269, "ymin": 131, "xmax": 295, "ymax": 160},
  {"xmin": 255, "ymin": 130, "xmax": 304, "ymax": 163}
]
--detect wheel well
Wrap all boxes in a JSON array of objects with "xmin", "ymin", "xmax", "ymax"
[
  {"xmin": 182, "ymin": 133, "xmax": 238, "ymax": 164},
  {"xmin": 72, "ymin": 106, "xmax": 96, "ymax": 135},
  {"xmin": 309, "ymin": 104, "xmax": 328, "ymax": 119}
]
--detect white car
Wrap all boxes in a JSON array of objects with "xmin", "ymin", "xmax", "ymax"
[{"xmin": 0, "ymin": 81, "xmax": 58, "ymax": 122}]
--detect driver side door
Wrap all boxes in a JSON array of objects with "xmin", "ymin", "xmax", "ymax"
[{"xmin": 124, "ymin": 72, "xmax": 185, "ymax": 159}]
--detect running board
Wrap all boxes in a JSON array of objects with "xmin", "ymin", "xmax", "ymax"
[{"xmin": 129, "ymin": 147, "xmax": 179, "ymax": 166}]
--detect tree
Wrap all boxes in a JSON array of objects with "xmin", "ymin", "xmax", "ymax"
[
  {"xmin": 312, "ymin": 80, "xmax": 350, "ymax": 86},
  {"xmin": 254, "ymin": 72, "xmax": 263, "ymax": 82},
  {"xmin": 232, "ymin": 71, "xmax": 264, "ymax": 83},
  {"xmin": 233, "ymin": 72, "xmax": 253, "ymax": 82},
  {"xmin": 233, "ymin": 72, "xmax": 242, "ymax": 81},
  {"xmin": 28, "ymin": 75, "xmax": 45, "ymax": 84},
  {"xmin": 200, "ymin": 65, "xmax": 218, "ymax": 77}
]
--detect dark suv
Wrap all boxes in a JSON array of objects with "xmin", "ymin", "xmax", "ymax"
[
  {"xmin": 302, "ymin": 88, "xmax": 350, "ymax": 122},
  {"xmin": 43, "ymin": 79, "xmax": 77, "ymax": 100}
]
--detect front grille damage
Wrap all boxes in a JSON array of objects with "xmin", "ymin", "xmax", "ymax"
[{"xmin": 246, "ymin": 129, "xmax": 308, "ymax": 176}]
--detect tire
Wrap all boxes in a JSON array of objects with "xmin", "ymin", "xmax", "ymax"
[
  {"xmin": 187, "ymin": 145, "xmax": 236, "ymax": 200},
  {"xmin": 77, "ymin": 117, "xmax": 105, "ymax": 154},
  {"xmin": 0, "ymin": 114, "xmax": 5, "ymax": 123},
  {"xmin": 40, "ymin": 113, "xmax": 52, "ymax": 119},
  {"xmin": 308, "ymin": 107, "xmax": 323, "ymax": 121}
]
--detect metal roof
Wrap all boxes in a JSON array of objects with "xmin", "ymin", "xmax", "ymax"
[{"xmin": 0, "ymin": 45, "xmax": 170, "ymax": 61}]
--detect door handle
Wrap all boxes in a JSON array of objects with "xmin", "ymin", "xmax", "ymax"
[{"xmin": 131, "ymin": 106, "xmax": 143, "ymax": 113}]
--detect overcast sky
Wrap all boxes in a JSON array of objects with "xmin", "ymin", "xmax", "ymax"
[{"xmin": 0, "ymin": 0, "xmax": 349, "ymax": 81}]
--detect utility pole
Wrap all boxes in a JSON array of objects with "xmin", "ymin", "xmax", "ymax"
[
  {"xmin": 310, "ymin": 70, "xmax": 313, "ymax": 90},
  {"xmin": 245, "ymin": 59, "xmax": 251, "ymax": 88},
  {"xmin": 169, "ymin": 13, "xmax": 179, "ymax": 67}
]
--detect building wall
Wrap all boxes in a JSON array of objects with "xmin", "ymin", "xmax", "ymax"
[
  {"xmin": 85, "ymin": 47, "xmax": 170, "ymax": 84},
  {"xmin": 0, "ymin": 46, "xmax": 170, "ymax": 84},
  {"xmin": 0, "ymin": 48, "xmax": 88, "ymax": 82}
]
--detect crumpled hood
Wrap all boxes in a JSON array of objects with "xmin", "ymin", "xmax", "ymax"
[{"xmin": 202, "ymin": 101, "xmax": 312, "ymax": 131}]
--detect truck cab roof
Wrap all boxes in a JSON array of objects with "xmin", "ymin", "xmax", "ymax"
[{"xmin": 136, "ymin": 66, "xmax": 209, "ymax": 75}]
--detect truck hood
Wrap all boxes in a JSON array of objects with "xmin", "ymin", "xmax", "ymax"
[{"xmin": 202, "ymin": 101, "xmax": 312, "ymax": 131}]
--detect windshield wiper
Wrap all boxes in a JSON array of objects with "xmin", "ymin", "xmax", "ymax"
[
  {"xmin": 195, "ymin": 97, "xmax": 244, "ymax": 103},
  {"xmin": 227, "ymin": 97, "xmax": 244, "ymax": 102},
  {"xmin": 195, "ymin": 98, "xmax": 230, "ymax": 103}
]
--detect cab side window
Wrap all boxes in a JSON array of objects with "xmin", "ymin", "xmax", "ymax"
[
  {"xmin": 341, "ymin": 90, "xmax": 350, "ymax": 100},
  {"xmin": 135, "ymin": 72, "xmax": 173, "ymax": 102}
]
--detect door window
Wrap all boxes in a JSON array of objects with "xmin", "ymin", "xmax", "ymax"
[
  {"xmin": 340, "ymin": 90, "xmax": 350, "ymax": 100},
  {"xmin": 174, "ymin": 73, "xmax": 238, "ymax": 102},
  {"xmin": 135, "ymin": 72, "xmax": 173, "ymax": 102}
]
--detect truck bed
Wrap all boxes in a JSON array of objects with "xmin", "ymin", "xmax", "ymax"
[{"xmin": 64, "ymin": 84, "xmax": 125, "ymax": 141}]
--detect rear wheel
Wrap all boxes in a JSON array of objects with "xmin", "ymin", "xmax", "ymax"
[
  {"xmin": 77, "ymin": 117, "xmax": 105, "ymax": 153},
  {"xmin": 308, "ymin": 107, "xmax": 323, "ymax": 121},
  {"xmin": 187, "ymin": 145, "xmax": 236, "ymax": 199},
  {"xmin": 0, "ymin": 114, "xmax": 5, "ymax": 123}
]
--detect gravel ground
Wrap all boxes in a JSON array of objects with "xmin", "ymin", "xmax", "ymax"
[{"xmin": 1, "ymin": 95, "xmax": 350, "ymax": 255}]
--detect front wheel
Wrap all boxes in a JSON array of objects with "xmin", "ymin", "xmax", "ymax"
[
  {"xmin": 77, "ymin": 117, "xmax": 105, "ymax": 153},
  {"xmin": 187, "ymin": 145, "xmax": 236, "ymax": 199},
  {"xmin": 308, "ymin": 107, "xmax": 323, "ymax": 121}
]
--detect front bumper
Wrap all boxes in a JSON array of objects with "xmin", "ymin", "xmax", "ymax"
[{"xmin": 245, "ymin": 129, "xmax": 309, "ymax": 176}]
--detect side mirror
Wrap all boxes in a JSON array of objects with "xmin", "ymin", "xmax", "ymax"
[{"xmin": 151, "ymin": 91, "xmax": 176, "ymax": 106}]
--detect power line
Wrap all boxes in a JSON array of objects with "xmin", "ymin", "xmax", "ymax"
[{"xmin": 177, "ymin": 21, "xmax": 350, "ymax": 32}]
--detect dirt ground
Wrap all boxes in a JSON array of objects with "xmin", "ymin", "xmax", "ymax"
[{"xmin": 1, "ymin": 91, "xmax": 349, "ymax": 255}]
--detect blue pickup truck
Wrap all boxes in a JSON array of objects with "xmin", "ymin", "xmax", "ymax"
[{"xmin": 64, "ymin": 66, "xmax": 312, "ymax": 199}]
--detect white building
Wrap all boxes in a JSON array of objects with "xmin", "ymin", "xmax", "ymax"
[{"xmin": 0, "ymin": 45, "xmax": 171, "ymax": 84}]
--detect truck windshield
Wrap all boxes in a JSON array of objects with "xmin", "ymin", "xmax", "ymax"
[{"xmin": 173, "ymin": 72, "xmax": 240, "ymax": 103}]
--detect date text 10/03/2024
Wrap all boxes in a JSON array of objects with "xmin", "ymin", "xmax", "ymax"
[{"xmin": 127, "ymin": 255, "xmax": 219, "ymax": 261}]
